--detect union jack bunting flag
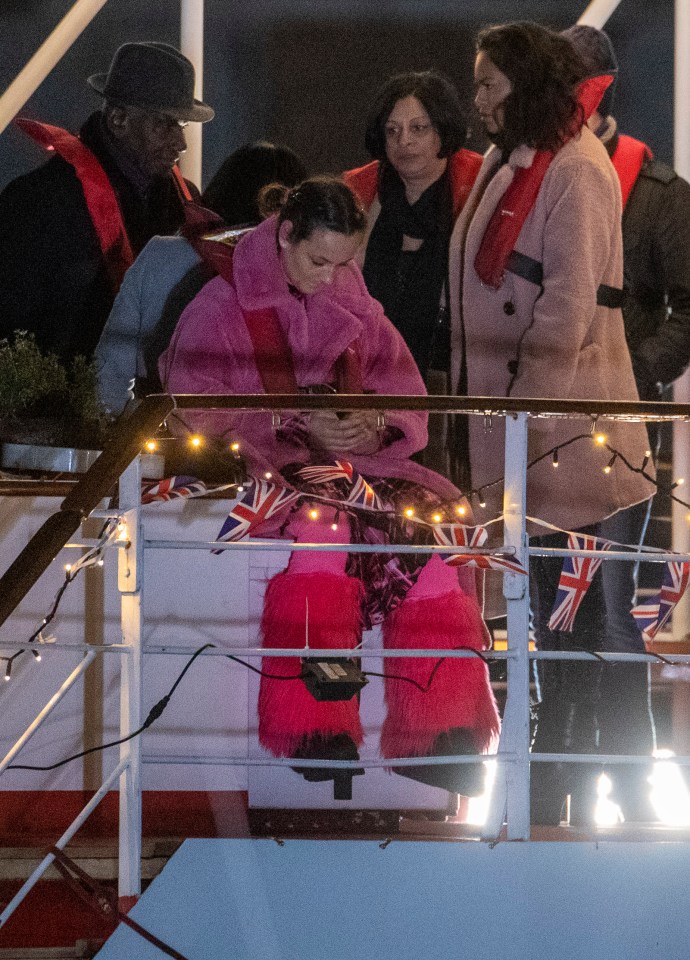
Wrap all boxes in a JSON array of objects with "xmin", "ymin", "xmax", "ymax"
[
  {"xmin": 631, "ymin": 603, "xmax": 662, "ymax": 639},
  {"xmin": 547, "ymin": 533, "xmax": 612, "ymax": 632},
  {"xmin": 632, "ymin": 560, "xmax": 690, "ymax": 639},
  {"xmin": 214, "ymin": 479, "xmax": 301, "ymax": 547},
  {"xmin": 141, "ymin": 475, "xmax": 208, "ymax": 505},
  {"xmin": 445, "ymin": 553, "xmax": 528, "ymax": 576},
  {"xmin": 347, "ymin": 473, "xmax": 383, "ymax": 511},
  {"xmin": 433, "ymin": 522, "xmax": 488, "ymax": 549},
  {"xmin": 296, "ymin": 460, "xmax": 354, "ymax": 484},
  {"xmin": 297, "ymin": 459, "xmax": 383, "ymax": 511}
]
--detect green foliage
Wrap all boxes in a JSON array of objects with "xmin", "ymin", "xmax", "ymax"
[
  {"xmin": 0, "ymin": 332, "xmax": 106, "ymax": 445},
  {"xmin": 0, "ymin": 331, "xmax": 67, "ymax": 417}
]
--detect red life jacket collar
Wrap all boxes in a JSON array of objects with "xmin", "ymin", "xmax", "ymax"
[
  {"xmin": 474, "ymin": 74, "xmax": 614, "ymax": 289},
  {"xmin": 611, "ymin": 133, "xmax": 652, "ymax": 209},
  {"xmin": 15, "ymin": 117, "xmax": 136, "ymax": 292}
]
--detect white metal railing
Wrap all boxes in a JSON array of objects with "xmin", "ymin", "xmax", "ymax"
[{"xmin": 3, "ymin": 397, "xmax": 690, "ymax": 931}]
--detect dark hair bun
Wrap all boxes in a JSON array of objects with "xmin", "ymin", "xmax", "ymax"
[{"xmin": 257, "ymin": 182, "xmax": 290, "ymax": 219}]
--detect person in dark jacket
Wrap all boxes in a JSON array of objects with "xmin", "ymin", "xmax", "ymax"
[
  {"xmin": 565, "ymin": 25, "xmax": 690, "ymax": 822},
  {"xmin": 0, "ymin": 41, "xmax": 213, "ymax": 362}
]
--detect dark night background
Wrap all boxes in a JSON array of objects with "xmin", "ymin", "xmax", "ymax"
[{"xmin": 0, "ymin": 0, "xmax": 675, "ymax": 191}]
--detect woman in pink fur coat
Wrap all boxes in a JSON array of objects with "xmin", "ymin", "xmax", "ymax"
[{"xmin": 159, "ymin": 176, "xmax": 499, "ymax": 797}]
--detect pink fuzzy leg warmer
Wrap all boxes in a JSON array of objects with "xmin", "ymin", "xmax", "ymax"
[
  {"xmin": 258, "ymin": 571, "xmax": 365, "ymax": 757},
  {"xmin": 380, "ymin": 576, "xmax": 500, "ymax": 759}
]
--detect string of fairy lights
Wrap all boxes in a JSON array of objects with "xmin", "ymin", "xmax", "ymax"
[{"xmin": 3, "ymin": 417, "xmax": 690, "ymax": 683}]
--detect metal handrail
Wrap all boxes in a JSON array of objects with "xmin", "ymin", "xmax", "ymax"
[{"xmin": 3, "ymin": 390, "xmax": 681, "ymax": 635}]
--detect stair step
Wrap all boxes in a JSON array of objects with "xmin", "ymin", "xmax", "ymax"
[
  {"xmin": 0, "ymin": 839, "xmax": 179, "ymax": 882},
  {"xmin": 0, "ymin": 945, "xmax": 100, "ymax": 960}
]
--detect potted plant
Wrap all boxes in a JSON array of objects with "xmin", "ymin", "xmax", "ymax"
[{"xmin": 0, "ymin": 332, "xmax": 107, "ymax": 472}]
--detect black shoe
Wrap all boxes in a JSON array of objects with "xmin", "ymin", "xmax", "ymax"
[
  {"xmin": 291, "ymin": 734, "xmax": 364, "ymax": 800},
  {"xmin": 530, "ymin": 763, "xmax": 568, "ymax": 826},
  {"xmin": 393, "ymin": 728, "xmax": 486, "ymax": 797}
]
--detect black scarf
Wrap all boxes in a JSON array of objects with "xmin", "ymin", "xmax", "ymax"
[{"xmin": 362, "ymin": 163, "xmax": 452, "ymax": 376}]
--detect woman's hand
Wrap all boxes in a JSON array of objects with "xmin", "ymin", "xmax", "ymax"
[{"xmin": 308, "ymin": 410, "xmax": 381, "ymax": 456}]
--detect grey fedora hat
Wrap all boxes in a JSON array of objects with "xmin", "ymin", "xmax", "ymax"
[{"xmin": 88, "ymin": 41, "xmax": 214, "ymax": 122}]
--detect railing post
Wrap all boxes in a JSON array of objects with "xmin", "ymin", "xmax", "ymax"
[
  {"xmin": 485, "ymin": 413, "xmax": 531, "ymax": 840},
  {"xmin": 118, "ymin": 456, "xmax": 143, "ymax": 907}
]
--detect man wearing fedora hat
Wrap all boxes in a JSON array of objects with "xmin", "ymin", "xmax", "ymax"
[{"xmin": 0, "ymin": 41, "xmax": 214, "ymax": 362}]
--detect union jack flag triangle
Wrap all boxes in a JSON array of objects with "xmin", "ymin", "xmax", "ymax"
[
  {"xmin": 141, "ymin": 475, "xmax": 208, "ymax": 504},
  {"xmin": 632, "ymin": 560, "xmax": 690, "ymax": 639},
  {"xmin": 347, "ymin": 473, "xmax": 383, "ymax": 511},
  {"xmin": 214, "ymin": 479, "xmax": 301, "ymax": 548},
  {"xmin": 434, "ymin": 522, "xmax": 488, "ymax": 549},
  {"xmin": 548, "ymin": 533, "xmax": 612, "ymax": 632},
  {"xmin": 445, "ymin": 553, "xmax": 528, "ymax": 575},
  {"xmin": 631, "ymin": 603, "xmax": 662, "ymax": 639},
  {"xmin": 296, "ymin": 460, "xmax": 354, "ymax": 484},
  {"xmin": 297, "ymin": 459, "xmax": 382, "ymax": 511}
]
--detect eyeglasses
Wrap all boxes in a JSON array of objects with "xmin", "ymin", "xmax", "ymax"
[
  {"xmin": 148, "ymin": 113, "xmax": 189, "ymax": 136},
  {"xmin": 384, "ymin": 121, "xmax": 434, "ymax": 141},
  {"xmin": 125, "ymin": 107, "xmax": 188, "ymax": 136}
]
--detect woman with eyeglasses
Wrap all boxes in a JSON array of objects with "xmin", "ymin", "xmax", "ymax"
[
  {"xmin": 454, "ymin": 21, "xmax": 655, "ymax": 825},
  {"xmin": 159, "ymin": 176, "xmax": 499, "ymax": 799},
  {"xmin": 345, "ymin": 71, "xmax": 481, "ymax": 484}
]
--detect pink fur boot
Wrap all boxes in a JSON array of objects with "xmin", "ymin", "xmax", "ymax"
[
  {"xmin": 258, "ymin": 570, "xmax": 365, "ymax": 758},
  {"xmin": 380, "ymin": 559, "xmax": 500, "ymax": 795}
]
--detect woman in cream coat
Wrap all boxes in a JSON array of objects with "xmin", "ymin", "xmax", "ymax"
[{"xmin": 451, "ymin": 22, "xmax": 655, "ymax": 825}]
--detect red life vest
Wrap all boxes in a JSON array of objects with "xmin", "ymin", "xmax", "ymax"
[
  {"xmin": 15, "ymin": 117, "xmax": 192, "ymax": 292},
  {"xmin": 610, "ymin": 134, "xmax": 653, "ymax": 209}
]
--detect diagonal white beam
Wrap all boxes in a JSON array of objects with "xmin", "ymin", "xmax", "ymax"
[
  {"xmin": 0, "ymin": 0, "xmax": 108, "ymax": 138},
  {"xmin": 577, "ymin": 0, "xmax": 625, "ymax": 28},
  {"xmin": 180, "ymin": 0, "xmax": 205, "ymax": 189}
]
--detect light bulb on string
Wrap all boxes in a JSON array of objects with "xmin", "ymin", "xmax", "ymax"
[
  {"xmin": 672, "ymin": 478, "xmax": 685, "ymax": 490},
  {"xmin": 4, "ymin": 660, "xmax": 11, "ymax": 681},
  {"xmin": 230, "ymin": 441, "xmax": 240, "ymax": 454},
  {"xmin": 264, "ymin": 472, "xmax": 272, "ymax": 480},
  {"xmin": 189, "ymin": 435, "xmax": 202, "ymax": 449},
  {"xmin": 455, "ymin": 505, "xmax": 466, "ymax": 517},
  {"xmin": 32, "ymin": 649, "xmax": 42, "ymax": 663},
  {"xmin": 478, "ymin": 490, "xmax": 487, "ymax": 509},
  {"xmin": 404, "ymin": 507, "xmax": 415, "ymax": 519},
  {"xmin": 552, "ymin": 449, "xmax": 559, "ymax": 468},
  {"xmin": 432, "ymin": 513, "xmax": 442, "ymax": 524},
  {"xmin": 64, "ymin": 563, "xmax": 72, "ymax": 573},
  {"xmin": 594, "ymin": 433, "xmax": 608, "ymax": 447},
  {"xmin": 144, "ymin": 439, "xmax": 157, "ymax": 452},
  {"xmin": 308, "ymin": 508, "xmax": 319, "ymax": 521},
  {"xmin": 604, "ymin": 453, "xmax": 617, "ymax": 475}
]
